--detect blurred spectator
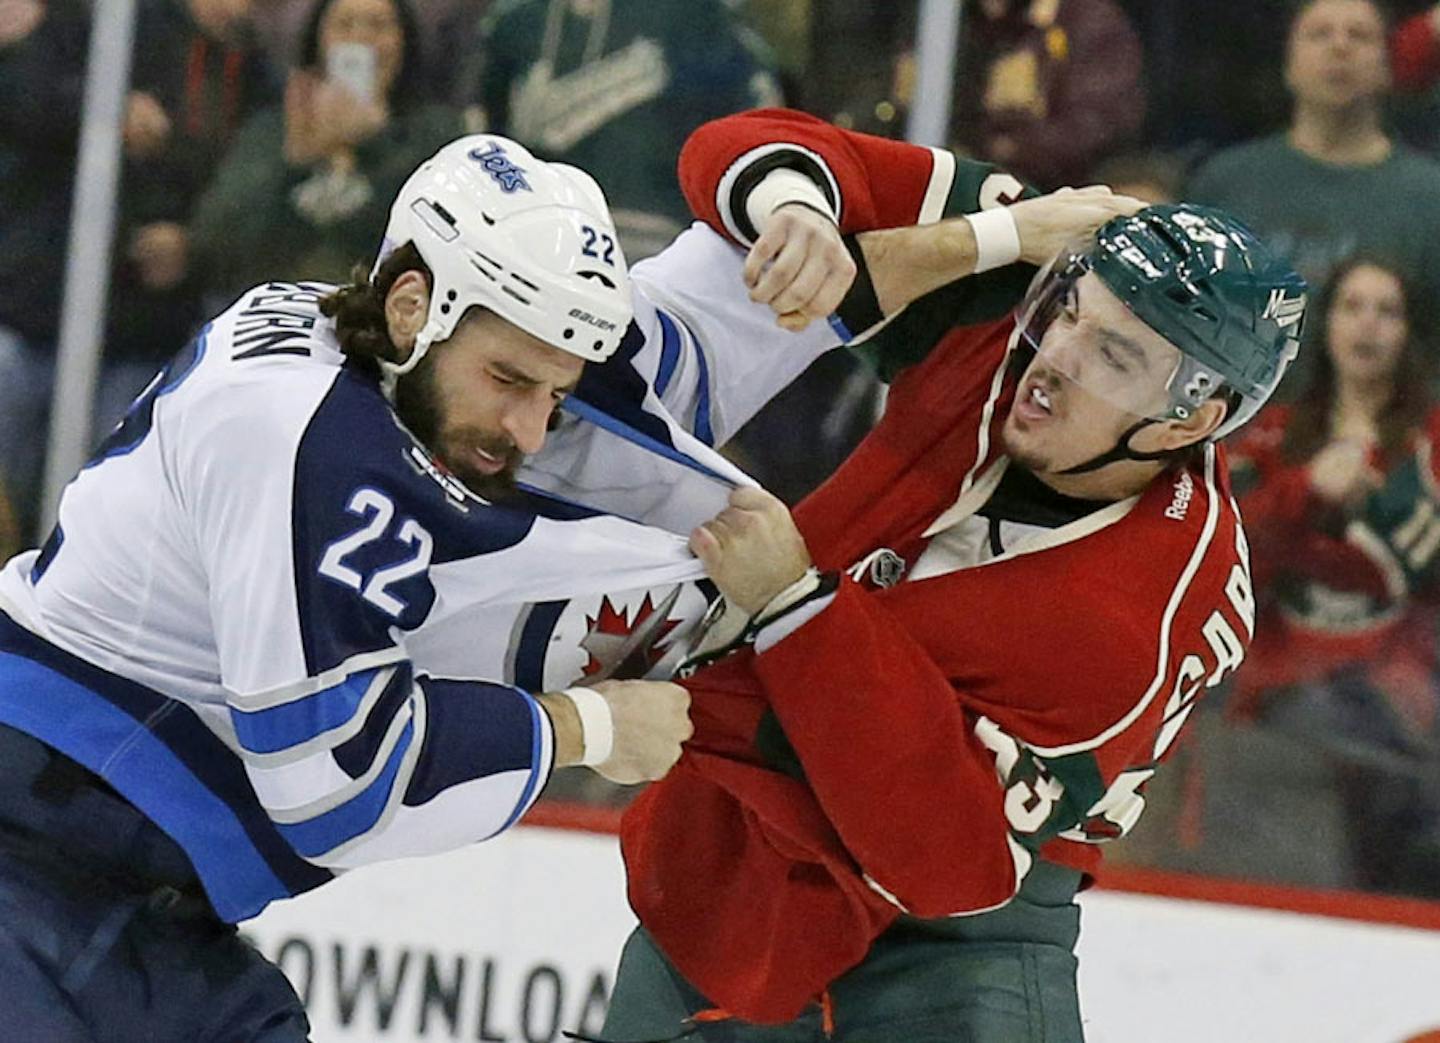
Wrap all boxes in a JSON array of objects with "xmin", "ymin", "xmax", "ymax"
[
  {"xmin": 461, "ymin": 0, "xmax": 782, "ymax": 259},
  {"xmin": 1387, "ymin": 1, "xmax": 1440, "ymax": 152},
  {"xmin": 112, "ymin": 0, "xmax": 280, "ymax": 360},
  {"xmin": 732, "ymin": 0, "xmax": 810, "ymax": 102},
  {"xmin": 949, "ymin": 0, "xmax": 1145, "ymax": 189},
  {"xmin": 191, "ymin": 0, "xmax": 463, "ymax": 304},
  {"xmin": 0, "ymin": 0, "xmax": 87, "ymax": 549},
  {"xmin": 802, "ymin": 0, "xmax": 912, "ymax": 135},
  {"xmin": 248, "ymin": 0, "xmax": 489, "ymax": 102},
  {"xmin": 1188, "ymin": 0, "xmax": 1440, "ymax": 393},
  {"xmin": 1090, "ymin": 150, "xmax": 1184, "ymax": 204},
  {"xmin": 0, "ymin": 0, "xmax": 277, "ymax": 544},
  {"xmin": 0, "ymin": 0, "xmax": 89, "ymax": 357},
  {"xmin": 1223, "ymin": 255, "xmax": 1440, "ymax": 897}
]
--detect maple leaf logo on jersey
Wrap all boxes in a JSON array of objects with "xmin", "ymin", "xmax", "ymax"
[{"xmin": 579, "ymin": 588, "xmax": 683, "ymax": 681}]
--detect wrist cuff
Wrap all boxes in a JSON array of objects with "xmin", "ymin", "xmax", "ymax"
[
  {"xmin": 965, "ymin": 207, "xmax": 1022, "ymax": 273},
  {"xmin": 755, "ymin": 591, "xmax": 837, "ymax": 654},
  {"xmin": 746, "ymin": 168, "xmax": 838, "ymax": 234},
  {"xmin": 562, "ymin": 686, "xmax": 614, "ymax": 767},
  {"xmin": 751, "ymin": 568, "xmax": 840, "ymax": 632}
]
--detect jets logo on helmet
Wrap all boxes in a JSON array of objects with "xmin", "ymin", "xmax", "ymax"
[
  {"xmin": 374, "ymin": 134, "xmax": 634, "ymax": 387},
  {"xmin": 467, "ymin": 141, "xmax": 533, "ymax": 194}
]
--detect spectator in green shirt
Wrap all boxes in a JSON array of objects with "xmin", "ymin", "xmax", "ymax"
[
  {"xmin": 462, "ymin": 0, "xmax": 782, "ymax": 259},
  {"xmin": 1188, "ymin": 0, "xmax": 1440, "ymax": 395},
  {"xmin": 191, "ymin": 0, "xmax": 463, "ymax": 306}
]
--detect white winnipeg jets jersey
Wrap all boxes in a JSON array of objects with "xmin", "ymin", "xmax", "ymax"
[{"xmin": 0, "ymin": 225, "xmax": 839, "ymax": 922}]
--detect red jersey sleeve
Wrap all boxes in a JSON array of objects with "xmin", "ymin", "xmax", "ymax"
[
  {"xmin": 752, "ymin": 578, "xmax": 1025, "ymax": 918},
  {"xmin": 677, "ymin": 107, "xmax": 998, "ymax": 245}
]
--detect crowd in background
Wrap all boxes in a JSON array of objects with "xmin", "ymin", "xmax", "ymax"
[{"xmin": 4, "ymin": 0, "xmax": 1440, "ymax": 903}]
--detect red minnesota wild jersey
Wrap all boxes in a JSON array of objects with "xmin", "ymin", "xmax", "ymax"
[
  {"xmin": 1227, "ymin": 404, "xmax": 1440, "ymax": 708},
  {"xmin": 620, "ymin": 109, "xmax": 1259, "ymax": 1022}
]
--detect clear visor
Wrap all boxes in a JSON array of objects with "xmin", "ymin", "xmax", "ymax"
[{"xmin": 1015, "ymin": 252, "xmax": 1227, "ymax": 423}]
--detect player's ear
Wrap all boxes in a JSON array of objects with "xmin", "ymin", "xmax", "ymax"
[
  {"xmin": 1153, "ymin": 397, "xmax": 1227, "ymax": 451},
  {"xmin": 385, "ymin": 270, "xmax": 431, "ymax": 357}
]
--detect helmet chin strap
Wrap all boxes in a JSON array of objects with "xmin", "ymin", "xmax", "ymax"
[
  {"xmin": 1057, "ymin": 417, "xmax": 1175, "ymax": 475},
  {"xmin": 379, "ymin": 326, "xmax": 440, "ymax": 404}
]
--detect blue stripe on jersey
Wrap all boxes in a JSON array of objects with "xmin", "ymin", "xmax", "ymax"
[
  {"xmin": 571, "ymin": 322, "xmax": 695, "ymax": 453},
  {"xmin": 562, "ymin": 396, "xmax": 734, "ymax": 485},
  {"xmin": 333, "ymin": 662, "xmax": 414, "ymax": 779},
  {"xmin": 512, "ymin": 485, "xmax": 607, "ymax": 522},
  {"xmin": 0, "ymin": 612, "xmax": 332, "ymax": 922},
  {"xmin": 828, "ymin": 314, "xmax": 855, "ymax": 343},
  {"xmin": 509, "ymin": 600, "xmax": 568, "ymax": 693},
  {"xmin": 687, "ymin": 323, "xmax": 715, "ymax": 447},
  {"xmin": 662, "ymin": 310, "xmax": 716, "ymax": 446},
  {"xmin": 404, "ymin": 677, "xmax": 541, "ymax": 806},
  {"xmin": 276, "ymin": 718, "xmax": 415, "ymax": 858},
  {"xmin": 489, "ymin": 694, "xmax": 545, "ymax": 838},
  {"xmin": 654, "ymin": 310, "xmax": 682, "ymax": 397},
  {"xmin": 230, "ymin": 668, "xmax": 382, "ymax": 755},
  {"xmin": 85, "ymin": 327, "xmax": 210, "ymax": 469},
  {"xmin": 30, "ymin": 524, "xmax": 63, "ymax": 584}
]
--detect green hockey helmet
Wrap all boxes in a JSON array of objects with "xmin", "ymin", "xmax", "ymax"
[{"xmin": 1016, "ymin": 203, "xmax": 1308, "ymax": 442}]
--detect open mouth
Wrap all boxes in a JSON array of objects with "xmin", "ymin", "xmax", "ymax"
[
  {"xmin": 1014, "ymin": 379, "xmax": 1056, "ymax": 425},
  {"xmin": 471, "ymin": 445, "xmax": 508, "ymax": 475}
]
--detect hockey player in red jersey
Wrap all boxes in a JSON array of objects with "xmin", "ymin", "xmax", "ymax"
[{"xmin": 598, "ymin": 111, "xmax": 1309, "ymax": 1043}]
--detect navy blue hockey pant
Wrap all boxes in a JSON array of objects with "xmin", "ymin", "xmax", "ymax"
[{"xmin": 0, "ymin": 724, "xmax": 310, "ymax": 1041}]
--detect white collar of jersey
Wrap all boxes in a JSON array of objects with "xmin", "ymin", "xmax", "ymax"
[{"xmin": 923, "ymin": 459, "xmax": 1010, "ymax": 538}]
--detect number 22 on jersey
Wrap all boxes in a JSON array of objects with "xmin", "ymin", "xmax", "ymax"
[{"xmin": 318, "ymin": 488, "xmax": 435, "ymax": 618}]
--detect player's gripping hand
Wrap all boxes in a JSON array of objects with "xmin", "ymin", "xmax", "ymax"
[
  {"xmin": 542, "ymin": 680, "xmax": 693, "ymax": 785},
  {"xmin": 691, "ymin": 487, "xmax": 813, "ymax": 615},
  {"xmin": 1010, "ymin": 186, "xmax": 1147, "ymax": 267},
  {"xmin": 591, "ymin": 679, "xmax": 693, "ymax": 785},
  {"xmin": 743, "ymin": 203, "xmax": 856, "ymax": 332}
]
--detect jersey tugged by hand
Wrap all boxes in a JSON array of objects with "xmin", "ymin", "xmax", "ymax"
[{"xmin": 691, "ymin": 487, "xmax": 813, "ymax": 615}]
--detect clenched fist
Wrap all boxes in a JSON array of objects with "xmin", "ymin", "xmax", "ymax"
[
  {"xmin": 744, "ymin": 203, "xmax": 856, "ymax": 331},
  {"xmin": 540, "ymin": 680, "xmax": 694, "ymax": 786}
]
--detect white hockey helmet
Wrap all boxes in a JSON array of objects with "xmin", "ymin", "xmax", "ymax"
[{"xmin": 374, "ymin": 134, "xmax": 633, "ymax": 378}]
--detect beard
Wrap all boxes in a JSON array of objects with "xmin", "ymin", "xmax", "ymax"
[{"xmin": 394, "ymin": 354, "xmax": 524, "ymax": 502}]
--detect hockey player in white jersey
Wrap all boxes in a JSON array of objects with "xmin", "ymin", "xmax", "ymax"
[{"xmin": 0, "ymin": 135, "xmax": 856, "ymax": 1040}]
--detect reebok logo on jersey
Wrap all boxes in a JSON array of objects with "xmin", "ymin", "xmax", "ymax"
[
  {"xmin": 1165, "ymin": 471, "xmax": 1195, "ymax": 521},
  {"xmin": 406, "ymin": 445, "xmax": 476, "ymax": 510}
]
